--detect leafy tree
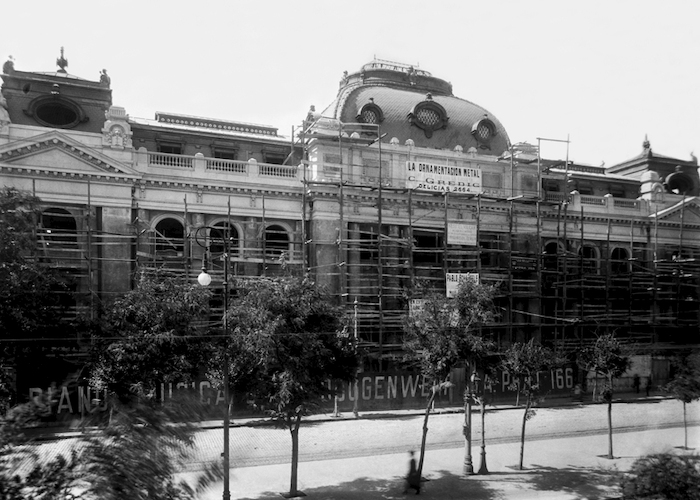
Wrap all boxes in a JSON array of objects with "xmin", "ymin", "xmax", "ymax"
[
  {"xmin": 501, "ymin": 339, "xmax": 557, "ymax": 470},
  {"xmin": 84, "ymin": 270, "xmax": 220, "ymax": 498},
  {"xmin": 403, "ymin": 278, "xmax": 497, "ymax": 476},
  {"xmin": 88, "ymin": 269, "xmax": 212, "ymax": 401},
  {"xmin": 223, "ymin": 276, "xmax": 357, "ymax": 498},
  {"xmin": 578, "ymin": 333, "xmax": 630, "ymax": 459},
  {"xmin": 620, "ymin": 453, "xmax": 700, "ymax": 500},
  {"xmin": 0, "ymin": 187, "xmax": 70, "ymax": 410},
  {"xmin": 79, "ymin": 395, "xmax": 220, "ymax": 500},
  {"xmin": 665, "ymin": 351, "xmax": 700, "ymax": 450}
]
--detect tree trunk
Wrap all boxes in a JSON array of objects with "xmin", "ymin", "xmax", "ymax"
[
  {"xmin": 683, "ymin": 401, "xmax": 688, "ymax": 450},
  {"xmin": 607, "ymin": 398, "xmax": 613, "ymax": 459},
  {"xmin": 519, "ymin": 396, "xmax": 530, "ymax": 470},
  {"xmin": 287, "ymin": 414, "xmax": 302, "ymax": 497},
  {"xmin": 592, "ymin": 376, "xmax": 598, "ymax": 402},
  {"xmin": 418, "ymin": 387, "xmax": 438, "ymax": 477}
]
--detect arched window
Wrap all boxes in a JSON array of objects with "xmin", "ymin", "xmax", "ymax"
[
  {"xmin": 154, "ymin": 218, "xmax": 184, "ymax": 256},
  {"xmin": 579, "ymin": 244, "xmax": 598, "ymax": 274},
  {"xmin": 265, "ymin": 224, "xmax": 289, "ymax": 257},
  {"xmin": 543, "ymin": 241, "xmax": 561, "ymax": 271},
  {"xmin": 611, "ymin": 247, "xmax": 630, "ymax": 274},
  {"xmin": 41, "ymin": 208, "xmax": 77, "ymax": 248},
  {"xmin": 210, "ymin": 222, "xmax": 239, "ymax": 257}
]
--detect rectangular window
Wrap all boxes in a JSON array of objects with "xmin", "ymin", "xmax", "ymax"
[
  {"xmin": 213, "ymin": 149, "xmax": 237, "ymax": 160},
  {"xmin": 413, "ymin": 229, "xmax": 444, "ymax": 267},
  {"xmin": 577, "ymin": 184, "xmax": 594, "ymax": 196},
  {"xmin": 158, "ymin": 142, "xmax": 182, "ymax": 155},
  {"xmin": 263, "ymin": 152, "xmax": 286, "ymax": 165}
]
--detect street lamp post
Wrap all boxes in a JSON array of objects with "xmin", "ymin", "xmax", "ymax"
[
  {"xmin": 473, "ymin": 371, "xmax": 488, "ymax": 475},
  {"xmin": 463, "ymin": 362, "xmax": 473, "ymax": 475},
  {"xmin": 196, "ymin": 225, "xmax": 231, "ymax": 500}
]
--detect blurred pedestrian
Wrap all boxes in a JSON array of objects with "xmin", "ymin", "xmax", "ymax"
[
  {"xmin": 404, "ymin": 450, "xmax": 421, "ymax": 495},
  {"xmin": 645, "ymin": 375, "xmax": 652, "ymax": 396},
  {"xmin": 633, "ymin": 374, "xmax": 640, "ymax": 394}
]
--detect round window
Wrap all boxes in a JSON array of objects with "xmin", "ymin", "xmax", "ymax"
[
  {"xmin": 36, "ymin": 102, "xmax": 78, "ymax": 127},
  {"xmin": 361, "ymin": 109, "xmax": 378, "ymax": 124},
  {"xmin": 475, "ymin": 121, "xmax": 493, "ymax": 142},
  {"xmin": 471, "ymin": 117, "xmax": 497, "ymax": 148},
  {"xmin": 28, "ymin": 96, "xmax": 84, "ymax": 129},
  {"xmin": 416, "ymin": 108, "xmax": 440, "ymax": 127}
]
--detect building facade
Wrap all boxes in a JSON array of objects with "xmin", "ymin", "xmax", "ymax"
[{"xmin": 2, "ymin": 54, "xmax": 698, "ymax": 404}]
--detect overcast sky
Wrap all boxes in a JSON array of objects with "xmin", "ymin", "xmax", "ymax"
[{"xmin": 3, "ymin": 0, "xmax": 698, "ymax": 166}]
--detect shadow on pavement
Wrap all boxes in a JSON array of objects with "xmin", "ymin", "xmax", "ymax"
[
  {"xmin": 527, "ymin": 464, "xmax": 621, "ymax": 499},
  {"xmin": 233, "ymin": 471, "xmax": 498, "ymax": 499}
]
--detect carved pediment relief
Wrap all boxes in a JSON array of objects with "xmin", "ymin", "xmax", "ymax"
[
  {"xmin": 652, "ymin": 197, "xmax": 700, "ymax": 225},
  {"xmin": 0, "ymin": 130, "xmax": 138, "ymax": 178}
]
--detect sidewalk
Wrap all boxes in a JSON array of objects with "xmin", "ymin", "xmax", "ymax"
[
  {"xmin": 186, "ymin": 424, "xmax": 699, "ymax": 500},
  {"xmin": 200, "ymin": 391, "xmax": 672, "ymax": 431},
  {"xmin": 24, "ymin": 391, "xmax": 673, "ymax": 440}
]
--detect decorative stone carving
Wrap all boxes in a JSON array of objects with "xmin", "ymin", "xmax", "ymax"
[
  {"xmin": 102, "ymin": 106, "xmax": 132, "ymax": 149},
  {"xmin": 0, "ymin": 93, "xmax": 10, "ymax": 134}
]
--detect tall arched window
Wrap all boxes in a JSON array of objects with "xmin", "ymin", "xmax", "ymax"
[
  {"xmin": 611, "ymin": 247, "xmax": 630, "ymax": 274},
  {"xmin": 154, "ymin": 218, "xmax": 184, "ymax": 256},
  {"xmin": 265, "ymin": 224, "xmax": 289, "ymax": 257},
  {"xmin": 543, "ymin": 241, "xmax": 561, "ymax": 271},
  {"xmin": 41, "ymin": 208, "xmax": 77, "ymax": 248},
  {"xmin": 579, "ymin": 244, "xmax": 598, "ymax": 274},
  {"xmin": 210, "ymin": 222, "xmax": 239, "ymax": 257}
]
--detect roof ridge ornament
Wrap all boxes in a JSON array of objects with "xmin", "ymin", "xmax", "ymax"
[{"xmin": 56, "ymin": 47, "xmax": 68, "ymax": 73}]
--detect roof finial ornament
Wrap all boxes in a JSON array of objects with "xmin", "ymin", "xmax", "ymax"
[
  {"xmin": 2, "ymin": 56, "xmax": 14, "ymax": 74},
  {"xmin": 691, "ymin": 151, "xmax": 697, "ymax": 165},
  {"xmin": 642, "ymin": 134, "xmax": 653, "ymax": 158},
  {"xmin": 100, "ymin": 69, "xmax": 111, "ymax": 87},
  {"xmin": 56, "ymin": 47, "xmax": 68, "ymax": 73},
  {"xmin": 407, "ymin": 65, "xmax": 417, "ymax": 86}
]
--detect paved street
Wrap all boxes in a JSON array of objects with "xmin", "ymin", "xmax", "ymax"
[
  {"xmin": 187, "ymin": 397, "xmax": 698, "ymax": 470},
  {"xmin": 182, "ymin": 397, "xmax": 699, "ymax": 499},
  {"xmin": 19, "ymin": 396, "xmax": 700, "ymax": 498}
]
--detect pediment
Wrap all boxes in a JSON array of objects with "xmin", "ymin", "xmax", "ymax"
[
  {"xmin": 0, "ymin": 130, "xmax": 139, "ymax": 178},
  {"xmin": 652, "ymin": 197, "xmax": 700, "ymax": 225}
]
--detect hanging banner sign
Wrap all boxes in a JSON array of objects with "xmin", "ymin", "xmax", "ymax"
[
  {"xmin": 446, "ymin": 272, "xmax": 479, "ymax": 297},
  {"xmin": 447, "ymin": 222, "xmax": 477, "ymax": 246},
  {"xmin": 406, "ymin": 161, "xmax": 482, "ymax": 193}
]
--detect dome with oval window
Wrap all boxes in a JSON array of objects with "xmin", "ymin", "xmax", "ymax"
[{"xmin": 319, "ymin": 59, "xmax": 510, "ymax": 154}]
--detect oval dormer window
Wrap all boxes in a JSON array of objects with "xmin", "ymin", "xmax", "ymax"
[
  {"xmin": 27, "ymin": 96, "xmax": 86, "ymax": 129},
  {"xmin": 357, "ymin": 100, "xmax": 384, "ymax": 125},
  {"xmin": 408, "ymin": 93, "xmax": 448, "ymax": 138},
  {"xmin": 665, "ymin": 171, "xmax": 694, "ymax": 195},
  {"xmin": 471, "ymin": 116, "xmax": 497, "ymax": 149}
]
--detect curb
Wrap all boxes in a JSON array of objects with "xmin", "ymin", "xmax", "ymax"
[{"xmin": 21, "ymin": 394, "xmax": 674, "ymax": 441}]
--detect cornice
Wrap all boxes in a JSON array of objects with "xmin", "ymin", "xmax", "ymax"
[{"xmin": 0, "ymin": 163, "xmax": 137, "ymax": 183}]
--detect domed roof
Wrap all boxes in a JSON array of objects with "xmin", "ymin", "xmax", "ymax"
[{"xmin": 321, "ymin": 60, "xmax": 510, "ymax": 155}]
